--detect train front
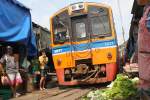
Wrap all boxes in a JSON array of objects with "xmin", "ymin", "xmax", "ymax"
[{"xmin": 50, "ymin": 2, "xmax": 118, "ymax": 85}]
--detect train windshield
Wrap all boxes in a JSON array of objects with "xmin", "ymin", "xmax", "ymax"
[
  {"xmin": 71, "ymin": 15, "xmax": 89, "ymax": 41},
  {"xmin": 88, "ymin": 6, "xmax": 111, "ymax": 37},
  {"xmin": 52, "ymin": 10, "xmax": 69, "ymax": 44},
  {"xmin": 76, "ymin": 22, "xmax": 86, "ymax": 38}
]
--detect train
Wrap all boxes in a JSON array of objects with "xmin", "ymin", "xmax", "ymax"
[{"xmin": 50, "ymin": 2, "xmax": 119, "ymax": 85}]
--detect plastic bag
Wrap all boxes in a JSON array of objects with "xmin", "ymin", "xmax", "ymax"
[
  {"xmin": 1, "ymin": 75, "xmax": 10, "ymax": 85},
  {"xmin": 16, "ymin": 72, "xmax": 23, "ymax": 84}
]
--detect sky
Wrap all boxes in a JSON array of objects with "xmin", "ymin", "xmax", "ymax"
[{"xmin": 18, "ymin": 0, "xmax": 134, "ymax": 45}]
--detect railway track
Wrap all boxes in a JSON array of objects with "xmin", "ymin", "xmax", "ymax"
[
  {"xmin": 11, "ymin": 83, "xmax": 107, "ymax": 100},
  {"xmin": 43, "ymin": 87, "xmax": 91, "ymax": 100}
]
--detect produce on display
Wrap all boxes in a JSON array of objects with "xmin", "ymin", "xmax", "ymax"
[{"xmin": 82, "ymin": 74, "xmax": 139, "ymax": 100}]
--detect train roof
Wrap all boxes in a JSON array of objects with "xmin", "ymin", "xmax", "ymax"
[
  {"xmin": 70, "ymin": 2, "xmax": 111, "ymax": 8},
  {"xmin": 50, "ymin": 2, "xmax": 111, "ymax": 18}
]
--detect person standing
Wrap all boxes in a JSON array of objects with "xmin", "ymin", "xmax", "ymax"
[
  {"xmin": 0, "ymin": 46, "xmax": 22, "ymax": 97},
  {"xmin": 39, "ymin": 50, "xmax": 48, "ymax": 90},
  {"xmin": 138, "ymin": 5, "xmax": 150, "ymax": 99}
]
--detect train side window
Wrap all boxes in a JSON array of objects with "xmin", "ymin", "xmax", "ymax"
[
  {"xmin": 52, "ymin": 10, "xmax": 70, "ymax": 44},
  {"xmin": 53, "ymin": 18, "xmax": 69, "ymax": 44},
  {"xmin": 75, "ymin": 22, "xmax": 86, "ymax": 38}
]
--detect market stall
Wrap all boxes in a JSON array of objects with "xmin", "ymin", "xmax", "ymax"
[{"xmin": 0, "ymin": 0, "xmax": 37, "ymax": 99}]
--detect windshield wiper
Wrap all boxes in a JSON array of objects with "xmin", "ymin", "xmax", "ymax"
[{"xmin": 98, "ymin": 35, "xmax": 106, "ymax": 38}]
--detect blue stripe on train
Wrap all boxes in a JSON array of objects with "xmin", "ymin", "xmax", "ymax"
[{"xmin": 52, "ymin": 39, "xmax": 117, "ymax": 54}]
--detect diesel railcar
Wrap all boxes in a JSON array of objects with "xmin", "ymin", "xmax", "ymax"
[{"xmin": 50, "ymin": 2, "xmax": 118, "ymax": 85}]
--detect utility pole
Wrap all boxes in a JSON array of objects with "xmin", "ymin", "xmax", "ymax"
[
  {"xmin": 117, "ymin": 0, "xmax": 126, "ymax": 64},
  {"xmin": 117, "ymin": 0, "xmax": 126, "ymax": 44}
]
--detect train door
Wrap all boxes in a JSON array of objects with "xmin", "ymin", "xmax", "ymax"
[{"xmin": 71, "ymin": 16, "xmax": 92, "ymax": 60}]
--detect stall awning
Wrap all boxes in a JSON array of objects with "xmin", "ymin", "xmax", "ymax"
[
  {"xmin": 0, "ymin": 0, "xmax": 37, "ymax": 56},
  {"xmin": 137, "ymin": 0, "xmax": 150, "ymax": 5}
]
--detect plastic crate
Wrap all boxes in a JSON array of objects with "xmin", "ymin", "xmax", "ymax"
[{"xmin": 0, "ymin": 87, "xmax": 12, "ymax": 100}]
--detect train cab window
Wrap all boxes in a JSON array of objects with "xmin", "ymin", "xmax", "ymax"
[
  {"xmin": 52, "ymin": 10, "xmax": 70, "ymax": 44},
  {"xmin": 88, "ymin": 6, "xmax": 111, "ymax": 37},
  {"xmin": 71, "ymin": 16, "xmax": 88, "ymax": 41},
  {"xmin": 76, "ymin": 22, "xmax": 86, "ymax": 38}
]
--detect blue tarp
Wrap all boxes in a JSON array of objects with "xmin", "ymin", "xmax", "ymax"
[{"xmin": 0, "ymin": 0, "xmax": 37, "ymax": 56}]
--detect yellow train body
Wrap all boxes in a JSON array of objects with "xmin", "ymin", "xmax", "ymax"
[{"xmin": 50, "ymin": 2, "xmax": 118, "ymax": 85}]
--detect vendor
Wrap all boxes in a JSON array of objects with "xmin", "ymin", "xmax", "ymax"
[
  {"xmin": 138, "ymin": 4, "xmax": 150, "ymax": 98},
  {"xmin": 0, "ymin": 46, "xmax": 22, "ymax": 97}
]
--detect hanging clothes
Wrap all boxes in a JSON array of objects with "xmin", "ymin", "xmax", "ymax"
[{"xmin": 138, "ymin": 5, "xmax": 150, "ymax": 89}]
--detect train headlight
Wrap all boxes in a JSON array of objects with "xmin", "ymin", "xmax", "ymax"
[
  {"xmin": 57, "ymin": 59, "xmax": 62, "ymax": 65},
  {"xmin": 107, "ymin": 52, "xmax": 112, "ymax": 59},
  {"xmin": 70, "ymin": 3, "xmax": 84, "ymax": 12},
  {"xmin": 100, "ymin": 65, "xmax": 106, "ymax": 72}
]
